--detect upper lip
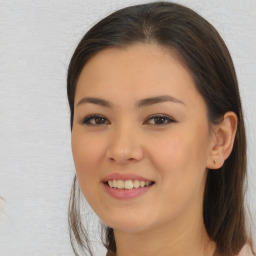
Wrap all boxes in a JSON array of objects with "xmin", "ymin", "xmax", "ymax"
[{"xmin": 102, "ymin": 172, "xmax": 154, "ymax": 183}]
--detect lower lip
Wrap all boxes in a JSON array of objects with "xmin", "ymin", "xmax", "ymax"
[{"xmin": 103, "ymin": 183, "xmax": 154, "ymax": 200}]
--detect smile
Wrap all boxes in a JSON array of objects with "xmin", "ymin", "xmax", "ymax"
[
  {"xmin": 102, "ymin": 173, "xmax": 155, "ymax": 199},
  {"xmin": 107, "ymin": 180, "xmax": 154, "ymax": 189}
]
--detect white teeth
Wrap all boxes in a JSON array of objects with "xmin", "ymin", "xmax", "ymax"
[
  {"xmin": 125, "ymin": 180, "xmax": 133, "ymax": 190},
  {"xmin": 140, "ymin": 181, "xmax": 145, "ymax": 187},
  {"xmin": 117, "ymin": 180, "xmax": 125, "ymax": 189},
  {"xmin": 107, "ymin": 180, "xmax": 153, "ymax": 189},
  {"xmin": 134, "ymin": 180, "xmax": 140, "ymax": 188}
]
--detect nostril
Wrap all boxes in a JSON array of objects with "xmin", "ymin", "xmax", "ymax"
[
  {"xmin": 106, "ymin": 145, "xmax": 144, "ymax": 164},
  {"xmin": 108, "ymin": 156, "xmax": 137, "ymax": 164}
]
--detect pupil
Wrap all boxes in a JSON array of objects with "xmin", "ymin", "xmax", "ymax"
[
  {"xmin": 96, "ymin": 117, "xmax": 105, "ymax": 124},
  {"xmin": 155, "ymin": 117, "xmax": 165, "ymax": 124}
]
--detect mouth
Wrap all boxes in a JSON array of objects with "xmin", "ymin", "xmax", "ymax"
[
  {"xmin": 104, "ymin": 180, "xmax": 155, "ymax": 190},
  {"xmin": 102, "ymin": 173, "xmax": 155, "ymax": 199}
]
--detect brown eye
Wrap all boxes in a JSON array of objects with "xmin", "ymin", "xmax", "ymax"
[
  {"xmin": 81, "ymin": 115, "xmax": 110, "ymax": 126},
  {"xmin": 145, "ymin": 114, "xmax": 176, "ymax": 125}
]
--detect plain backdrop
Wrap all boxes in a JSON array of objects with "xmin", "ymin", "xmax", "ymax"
[{"xmin": 0, "ymin": 1, "xmax": 255, "ymax": 255}]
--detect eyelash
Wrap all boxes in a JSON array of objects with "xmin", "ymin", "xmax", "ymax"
[
  {"xmin": 81, "ymin": 114, "xmax": 110, "ymax": 126},
  {"xmin": 80, "ymin": 114, "xmax": 176, "ymax": 126},
  {"xmin": 144, "ymin": 114, "xmax": 176, "ymax": 125}
]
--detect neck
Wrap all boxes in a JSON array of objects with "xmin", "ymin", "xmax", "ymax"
[{"xmin": 113, "ymin": 210, "xmax": 215, "ymax": 256}]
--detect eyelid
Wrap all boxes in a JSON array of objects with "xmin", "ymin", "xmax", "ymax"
[
  {"xmin": 79, "ymin": 113, "xmax": 176, "ymax": 126},
  {"xmin": 80, "ymin": 114, "xmax": 110, "ymax": 125},
  {"xmin": 143, "ymin": 114, "xmax": 176, "ymax": 125}
]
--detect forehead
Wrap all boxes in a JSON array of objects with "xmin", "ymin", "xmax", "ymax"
[{"xmin": 75, "ymin": 43, "xmax": 202, "ymax": 108}]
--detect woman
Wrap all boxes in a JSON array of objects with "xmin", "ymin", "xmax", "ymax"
[{"xmin": 67, "ymin": 2, "xmax": 255, "ymax": 256}]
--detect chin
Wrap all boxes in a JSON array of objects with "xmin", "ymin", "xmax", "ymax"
[
  {"xmin": 108, "ymin": 222, "xmax": 149, "ymax": 233},
  {"xmin": 101, "ymin": 212, "xmax": 152, "ymax": 233}
]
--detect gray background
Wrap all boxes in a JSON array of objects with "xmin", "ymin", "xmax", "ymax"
[{"xmin": 0, "ymin": 1, "xmax": 255, "ymax": 255}]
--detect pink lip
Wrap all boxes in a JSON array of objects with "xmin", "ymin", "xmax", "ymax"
[
  {"xmin": 102, "ymin": 172, "xmax": 153, "ymax": 182},
  {"xmin": 102, "ymin": 172, "xmax": 155, "ymax": 200},
  {"xmin": 103, "ymin": 183, "xmax": 154, "ymax": 200}
]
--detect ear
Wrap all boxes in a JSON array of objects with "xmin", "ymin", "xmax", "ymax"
[{"xmin": 206, "ymin": 111, "xmax": 238, "ymax": 169}]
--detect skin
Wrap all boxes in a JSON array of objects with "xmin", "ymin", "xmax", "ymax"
[{"xmin": 71, "ymin": 43, "xmax": 237, "ymax": 256}]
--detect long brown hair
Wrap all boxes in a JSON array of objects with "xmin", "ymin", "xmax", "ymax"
[{"xmin": 67, "ymin": 2, "xmax": 254, "ymax": 256}]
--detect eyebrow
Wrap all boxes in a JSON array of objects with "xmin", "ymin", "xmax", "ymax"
[
  {"xmin": 76, "ymin": 97, "xmax": 112, "ymax": 108},
  {"xmin": 137, "ymin": 95, "xmax": 185, "ymax": 107},
  {"xmin": 76, "ymin": 95, "xmax": 185, "ymax": 108}
]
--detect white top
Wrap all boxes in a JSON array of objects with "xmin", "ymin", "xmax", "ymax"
[{"xmin": 238, "ymin": 244, "xmax": 254, "ymax": 256}]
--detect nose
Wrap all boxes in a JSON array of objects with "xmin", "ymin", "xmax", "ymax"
[{"xmin": 106, "ymin": 124, "xmax": 144, "ymax": 165}]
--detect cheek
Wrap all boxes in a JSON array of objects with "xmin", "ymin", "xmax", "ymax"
[
  {"xmin": 71, "ymin": 131, "xmax": 106, "ymax": 189},
  {"xmin": 148, "ymin": 127, "xmax": 209, "ymax": 198},
  {"xmin": 145, "ymin": 131, "xmax": 209, "ymax": 223},
  {"xmin": 148, "ymin": 132, "xmax": 192, "ymax": 174}
]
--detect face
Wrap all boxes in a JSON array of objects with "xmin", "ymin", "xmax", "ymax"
[{"xmin": 71, "ymin": 43, "xmax": 214, "ymax": 234}]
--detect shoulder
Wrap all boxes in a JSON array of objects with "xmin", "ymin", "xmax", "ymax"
[{"xmin": 237, "ymin": 244, "xmax": 255, "ymax": 256}]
